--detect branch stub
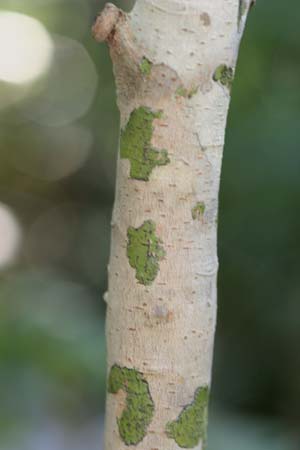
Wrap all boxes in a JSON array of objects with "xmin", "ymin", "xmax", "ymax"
[{"xmin": 92, "ymin": 3, "xmax": 121, "ymax": 42}]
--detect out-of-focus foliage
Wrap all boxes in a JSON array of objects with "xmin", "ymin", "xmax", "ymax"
[{"xmin": 0, "ymin": 1, "xmax": 299, "ymax": 449}]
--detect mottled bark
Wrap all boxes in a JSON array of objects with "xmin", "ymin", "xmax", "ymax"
[{"xmin": 93, "ymin": 1, "xmax": 252, "ymax": 449}]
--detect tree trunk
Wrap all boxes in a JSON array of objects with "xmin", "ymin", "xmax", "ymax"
[{"xmin": 93, "ymin": 1, "xmax": 252, "ymax": 449}]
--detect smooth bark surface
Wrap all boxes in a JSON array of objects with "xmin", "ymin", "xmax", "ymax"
[{"xmin": 93, "ymin": 1, "xmax": 252, "ymax": 449}]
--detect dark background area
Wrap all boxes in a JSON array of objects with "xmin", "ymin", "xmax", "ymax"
[{"xmin": 0, "ymin": 1, "xmax": 299, "ymax": 449}]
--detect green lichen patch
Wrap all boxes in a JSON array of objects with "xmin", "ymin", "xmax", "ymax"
[
  {"xmin": 176, "ymin": 85, "xmax": 198, "ymax": 99},
  {"xmin": 140, "ymin": 57, "xmax": 152, "ymax": 76},
  {"xmin": 108, "ymin": 365, "xmax": 155, "ymax": 446},
  {"xmin": 192, "ymin": 202, "xmax": 206, "ymax": 221},
  {"xmin": 166, "ymin": 386, "xmax": 209, "ymax": 449},
  {"xmin": 120, "ymin": 107, "xmax": 170, "ymax": 181},
  {"xmin": 127, "ymin": 220, "xmax": 165, "ymax": 285},
  {"xmin": 213, "ymin": 64, "xmax": 234, "ymax": 89}
]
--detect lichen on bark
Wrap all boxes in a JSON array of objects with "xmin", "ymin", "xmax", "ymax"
[
  {"xmin": 120, "ymin": 106, "xmax": 170, "ymax": 181},
  {"xmin": 213, "ymin": 64, "xmax": 234, "ymax": 89},
  {"xmin": 176, "ymin": 85, "xmax": 199, "ymax": 99},
  {"xmin": 166, "ymin": 386, "xmax": 209, "ymax": 449},
  {"xmin": 192, "ymin": 202, "xmax": 206, "ymax": 220},
  {"xmin": 108, "ymin": 364, "xmax": 154, "ymax": 445},
  {"xmin": 127, "ymin": 220, "xmax": 165, "ymax": 285},
  {"xmin": 140, "ymin": 57, "xmax": 152, "ymax": 76}
]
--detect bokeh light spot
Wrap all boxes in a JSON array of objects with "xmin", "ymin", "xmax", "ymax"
[
  {"xmin": 21, "ymin": 35, "xmax": 98, "ymax": 126},
  {"xmin": 0, "ymin": 11, "xmax": 53, "ymax": 85},
  {"xmin": 6, "ymin": 123, "xmax": 93, "ymax": 181}
]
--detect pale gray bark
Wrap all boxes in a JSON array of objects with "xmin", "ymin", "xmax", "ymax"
[{"xmin": 93, "ymin": 1, "xmax": 252, "ymax": 449}]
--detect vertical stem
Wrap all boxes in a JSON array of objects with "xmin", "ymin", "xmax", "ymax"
[{"xmin": 93, "ymin": 1, "xmax": 253, "ymax": 449}]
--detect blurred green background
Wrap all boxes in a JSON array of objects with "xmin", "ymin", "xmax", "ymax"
[{"xmin": 0, "ymin": 1, "xmax": 299, "ymax": 449}]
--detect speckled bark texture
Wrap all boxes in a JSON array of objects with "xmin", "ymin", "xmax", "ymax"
[{"xmin": 93, "ymin": 1, "xmax": 252, "ymax": 449}]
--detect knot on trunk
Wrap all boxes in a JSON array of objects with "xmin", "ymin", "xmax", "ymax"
[{"xmin": 92, "ymin": 3, "xmax": 123, "ymax": 43}]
